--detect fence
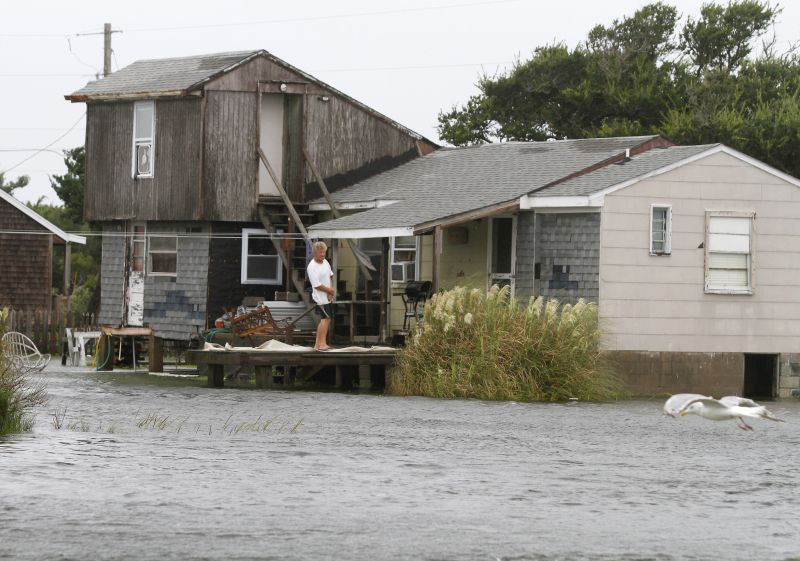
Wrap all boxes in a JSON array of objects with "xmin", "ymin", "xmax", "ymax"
[{"xmin": 4, "ymin": 309, "xmax": 98, "ymax": 355}]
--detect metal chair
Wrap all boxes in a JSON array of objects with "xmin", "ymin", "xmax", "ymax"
[
  {"xmin": 2, "ymin": 331, "xmax": 51, "ymax": 373},
  {"xmin": 402, "ymin": 280, "xmax": 432, "ymax": 331},
  {"xmin": 64, "ymin": 328, "xmax": 80, "ymax": 366}
]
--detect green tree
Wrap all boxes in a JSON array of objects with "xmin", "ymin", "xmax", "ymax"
[
  {"xmin": 43, "ymin": 146, "xmax": 100, "ymax": 313},
  {"xmin": 0, "ymin": 172, "xmax": 30, "ymax": 195},
  {"xmin": 680, "ymin": 1, "xmax": 779, "ymax": 73},
  {"xmin": 50, "ymin": 146, "xmax": 85, "ymax": 224},
  {"xmin": 437, "ymin": 1, "xmax": 796, "ymax": 175}
]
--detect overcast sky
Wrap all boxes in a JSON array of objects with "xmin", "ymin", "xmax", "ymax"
[{"xmin": 2, "ymin": 0, "xmax": 797, "ymax": 206}]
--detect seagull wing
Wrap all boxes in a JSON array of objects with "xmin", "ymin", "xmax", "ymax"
[
  {"xmin": 664, "ymin": 393, "xmax": 709, "ymax": 417},
  {"xmin": 720, "ymin": 395, "xmax": 785, "ymax": 422},
  {"xmin": 720, "ymin": 395, "xmax": 759, "ymax": 408}
]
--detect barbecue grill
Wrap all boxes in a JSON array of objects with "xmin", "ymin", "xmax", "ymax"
[{"xmin": 401, "ymin": 280, "xmax": 432, "ymax": 331}]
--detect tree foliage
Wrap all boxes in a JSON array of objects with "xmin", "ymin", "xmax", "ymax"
[
  {"xmin": 0, "ymin": 172, "xmax": 30, "ymax": 195},
  {"xmin": 50, "ymin": 146, "xmax": 85, "ymax": 224},
  {"xmin": 437, "ymin": 1, "xmax": 800, "ymax": 177},
  {"xmin": 41, "ymin": 146, "xmax": 100, "ymax": 313}
]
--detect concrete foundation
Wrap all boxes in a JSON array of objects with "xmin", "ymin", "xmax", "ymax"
[
  {"xmin": 609, "ymin": 351, "xmax": 744, "ymax": 397},
  {"xmin": 612, "ymin": 350, "xmax": 800, "ymax": 398}
]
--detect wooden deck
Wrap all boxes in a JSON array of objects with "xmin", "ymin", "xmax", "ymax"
[{"xmin": 186, "ymin": 347, "xmax": 397, "ymax": 390}]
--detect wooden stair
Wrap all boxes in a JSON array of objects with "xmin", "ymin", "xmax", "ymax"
[{"xmin": 256, "ymin": 197, "xmax": 312, "ymax": 307}]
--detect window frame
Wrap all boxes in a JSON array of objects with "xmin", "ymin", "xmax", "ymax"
[
  {"xmin": 649, "ymin": 204, "xmax": 672, "ymax": 256},
  {"xmin": 132, "ymin": 100, "xmax": 155, "ymax": 178},
  {"xmin": 241, "ymin": 228, "xmax": 284, "ymax": 285},
  {"xmin": 390, "ymin": 235, "xmax": 419, "ymax": 284},
  {"xmin": 704, "ymin": 211, "xmax": 754, "ymax": 295},
  {"xmin": 148, "ymin": 233, "xmax": 178, "ymax": 277}
]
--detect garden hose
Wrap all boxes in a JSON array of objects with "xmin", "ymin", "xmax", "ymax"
[{"xmin": 95, "ymin": 333, "xmax": 114, "ymax": 371}]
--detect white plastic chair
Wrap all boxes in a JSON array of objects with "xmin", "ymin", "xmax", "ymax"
[
  {"xmin": 64, "ymin": 328, "xmax": 80, "ymax": 366},
  {"xmin": 1, "ymin": 331, "xmax": 51, "ymax": 373}
]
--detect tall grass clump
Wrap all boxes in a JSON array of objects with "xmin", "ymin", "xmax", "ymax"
[
  {"xmin": 0, "ymin": 309, "xmax": 47, "ymax": 434},
  {"xmin": 388, "ymin": 285, "xmax": 625, "ymax": 402}
]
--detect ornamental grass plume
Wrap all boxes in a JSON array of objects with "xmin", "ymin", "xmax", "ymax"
[
  {"xmin": 388, "ymin": 285, "xmax": 625, "ymax": 402},
  {"xmin": 0, "ymin": 309, "xmax": 47, "ymax": 435}
]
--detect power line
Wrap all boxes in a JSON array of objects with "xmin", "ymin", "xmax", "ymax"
[
  {"xmin": 0, "ymin": 149, "xmax": 67, "ymax": 155},
  {"xmin": 0, "ymin": 229, "xmax": 309, "ymax": 240},
  {"xmin": 0, "ymin": 0, "xmax": 521, "ymax": 37},
  {"xmin": 313, "ymin": 61, "xmax": 512, "ymax": 73},
  {"xmin": 0, "ymin": 113, "xmax": 85, "ymax": 174},
  {"xmin": 124, "ymin": 0, "xmax": 522, "ymax": 33},
  {"xmin": 0, "ymin": 60, "xmax": 509, "ymax": 79},
  {"xmin": 0, "ymin": 74, "xmax": 94, "ymax": 77}
]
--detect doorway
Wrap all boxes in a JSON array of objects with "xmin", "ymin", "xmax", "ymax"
[
  {"xmin": 743, "ymin": 353, "xmax": 777, "ymax": 398},
  {"xmin": 488, "ymin": 216, "xmax": 516, "ymax": 296}
]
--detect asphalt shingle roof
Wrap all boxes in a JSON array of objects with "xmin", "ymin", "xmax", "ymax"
[
  {"xmin": 532, "ymin": 144, "xmax": 718, "ymax": 197},
  {"xmin": 309, "ymin": 136, "xmax": 684, "ymax": 234},
  {"xmin": 66, "ymin": 50, "xmax": 433, "ymax": 143},
  {"xmin": 67, "ymin": 51, "xmax": 260, "ymax": 99}
]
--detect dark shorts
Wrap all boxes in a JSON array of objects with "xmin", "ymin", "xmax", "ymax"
[{"xmin": 315, "ymin": 303, "xmax": 332, "ymax": 320}]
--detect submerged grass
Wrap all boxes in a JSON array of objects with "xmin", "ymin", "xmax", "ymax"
[
  {"xmin": 49, "ymin": 406, "xmax": 304, "ymax": 436},
  {"xmin": 389, "ymin": 285, "xmax": 626, "ymax": 402},
  {"xmin": 0, "ymin": 309, "xmax": 47, "ymax": 435}
]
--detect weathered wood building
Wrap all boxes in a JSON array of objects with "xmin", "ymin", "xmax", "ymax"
[
  {"xmin": 65, "ymin": 50, "xmax": 436, "ymax": 340},
  {"xmin": 0, "ymin": 189, "xmax": 86, "ymax": 313}
]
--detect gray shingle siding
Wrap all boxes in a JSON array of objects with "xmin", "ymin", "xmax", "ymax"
[
  {"xmin": 143, "ymin": 223, "xmax": 209, "ymax": 340},
  {"xmin": 514, "ymin": 212, "xmax": 536, "ymax": 302},
  {"xmin": 98, "ymin": 223, "xmax": 126, "ymax": 326},
  {"xmin": 530, "ymin": 212, "xmax": 600, "ymax": 305},
  {"xmin": 98, "ymin": 222, "xmax": 209, "ymax": 340}
]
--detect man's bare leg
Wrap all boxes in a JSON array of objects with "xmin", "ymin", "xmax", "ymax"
[{"xmin": 315, "ymin": 318, "xmax": 331, "ymax": 350}]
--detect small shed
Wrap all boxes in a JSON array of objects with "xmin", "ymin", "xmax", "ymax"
[{"xmin": 0, "ymin": 189, "xmax": 86, "ymax": 312}]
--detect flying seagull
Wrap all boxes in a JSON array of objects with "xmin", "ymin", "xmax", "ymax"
[{"xmin": 664, "ymin": 394, "xmax": 784, "ymax": 431}]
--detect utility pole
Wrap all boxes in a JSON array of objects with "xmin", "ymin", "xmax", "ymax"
[
  {"xmin": 103, "ymin": 23, "xmax": 112, "ymax": 77},
  {"xmin": 77, "ymin": 24, "xmax": 119, "ymax": 78}
]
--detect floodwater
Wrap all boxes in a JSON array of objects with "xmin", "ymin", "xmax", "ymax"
[{"xmin": 2, "ymin": 362, "xmax": 800, "ymax": 561}]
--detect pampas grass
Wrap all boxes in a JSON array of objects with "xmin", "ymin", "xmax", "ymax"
[{"xmin": 388, "ymin": 285, "xmax": 625, "ymax": 402}]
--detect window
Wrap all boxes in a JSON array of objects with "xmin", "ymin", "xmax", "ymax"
[
  {"xmin": 650, "ymin": 205, "xmax": 672, "ymax": 255},
  {"xmin": 705, "ymin": 212, "xmax": 753, "ymax": 294},
  {"xmin": 241, "ymin": 228, "xmax": 283, "ymax": 284},
  {"xmin": 149, "ymin": 234, "xmax": 177, "ymax": 276},
  {"xmin": 391, "ymin": 236, "xmax": 418, "ymax": 283},
  {"xmin": 132, "ymin": 101, "xmax": 154, "ymax": 178}
]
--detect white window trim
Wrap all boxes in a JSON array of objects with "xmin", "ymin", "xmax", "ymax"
[
  {"xmin": 704, "ymin": 211, "xmax": 754, "ymax": 295},
  {"xmin": 241, "ymin": 228, "xmax": 284, "ymax": 285},
  {"xmin": 390, "ymin": 235, "xmax": 420, "ymax": 284},
  {"xmin": 148, "ymin": 233, "xmax": 178, "ymax": 277},
  {"xmin": 649, "ymin": 204, "xmax": 672, "ymax": 255},
  {"xmin": 132, "ymin": 101, "xmax": 155, "ymax": 178}
]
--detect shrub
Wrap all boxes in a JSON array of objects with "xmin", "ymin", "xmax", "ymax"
[
  {"xmin": 0, "ymin": 309, "xmax": 47, "ymax": 435},
  {"xmin": 388, "ymin": 285, "xmax": 626, "ymax": 402}
]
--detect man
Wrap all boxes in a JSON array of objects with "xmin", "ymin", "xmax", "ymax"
[{"xmin": 307, "ymin": 240, "xmax": 335, "ymax": 351}]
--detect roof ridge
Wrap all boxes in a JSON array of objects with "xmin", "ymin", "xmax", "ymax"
[{"xmin": 128, "ymin": 50, "xmax": 262, "ymax": 65}]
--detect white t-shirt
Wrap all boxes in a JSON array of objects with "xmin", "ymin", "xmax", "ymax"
[{"xmin": 307, "ymin": 258, "xmax": 333, "ymax": 305}]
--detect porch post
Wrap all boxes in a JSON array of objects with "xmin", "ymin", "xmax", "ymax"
[
  {"xmin": 380, "ymin": 237, "xmax": 388, "ymax": 342},
  {"xmin": 432, "ymin": 226, "xmax": 443, "ymax": 293},
  {"xmin": 63, "ymin": 241, "xmax": 72, "ymax": 295}
]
